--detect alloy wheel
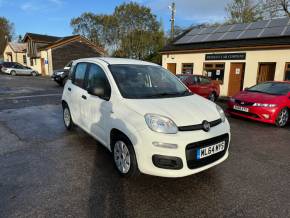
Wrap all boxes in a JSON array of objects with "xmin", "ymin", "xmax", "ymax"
[
  {"xmin": 114, "ymin": 140, "xmax": 131, "ymax": 174},
  {"xmin": 277, "ymin": 108, "xmax": 289, "ymax": 127},
  {"xmin": 63, "ymin": 107, "xmax": 71, "ymax": 127}
]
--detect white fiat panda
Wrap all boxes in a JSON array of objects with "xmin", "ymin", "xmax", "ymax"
[{"xmin": 62, "ymin": 58, "xmax": 230, "ymax": 178}]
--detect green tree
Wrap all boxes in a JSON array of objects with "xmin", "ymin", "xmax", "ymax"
[
  {"xmin": 0, "ymin": 17, "xmax": 14, "ymax": 57},
  {"xmin": 225, "ymin": 0, "xmax": 262, "ymax": 23},
  {"xmin": 70, "ymin": 2, "xmax": 165, "ymax": 64}
]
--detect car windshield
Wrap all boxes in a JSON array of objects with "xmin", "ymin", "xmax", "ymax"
[
  {"xmin": 248, "ymin": 82, "xmax": 290, "ymax": 95},
  {"xmin": 109, "ymin": 64, "xmax": 192, "ymax": 99}
]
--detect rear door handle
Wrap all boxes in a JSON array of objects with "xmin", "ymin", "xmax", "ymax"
[
  {"xmin": 68, "ymin": 87, "xmax": 71, "ymax": 91},
  {"xmin": 82, "ymin": 95, "xmax": 87, "ymax": 100}
]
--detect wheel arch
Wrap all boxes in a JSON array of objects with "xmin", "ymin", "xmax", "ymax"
[{"xmin": 110, "ymin": 128, "xmax": 133, "ymax": 152}]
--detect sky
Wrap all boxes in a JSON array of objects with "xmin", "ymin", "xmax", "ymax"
[{"xmin": 0, "ymin": 0, "xmax": 231, "ymax": 38}]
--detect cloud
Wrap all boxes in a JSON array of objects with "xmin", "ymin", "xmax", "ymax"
[{"xmin": 20, "ymin": 0, "xmax": 65, "ymax": 12}]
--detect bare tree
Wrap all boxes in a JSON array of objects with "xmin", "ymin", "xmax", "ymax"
[
  {"xmin": 260, "ymin": 0, "xmax": 290, "ymax": 18},
  {"xmin": 226, "ymin": 0, "xmax": 263, "ymax": 23},
  {"xmin": 0, "ymin": 17, "xmax": 14, "ymax": 57}
]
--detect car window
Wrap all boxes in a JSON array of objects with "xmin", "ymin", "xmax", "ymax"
[
  {"xmin": 200, "ymin": 77, "xmax": 211, "ymax": 84},
  {"xmin": 191, "ymin": 76, "xmax": 199, "ymax": 84},
  {"xmin": 72, "ymin": 63, "xmax": 87, "ymax": 88},
  {"xmin": 85, "ymin": 64, "xmax": 111, "ymax": 98},
  {"xmin": 109, "ymin": 64, "xmax": 191, "ymax": 99}
]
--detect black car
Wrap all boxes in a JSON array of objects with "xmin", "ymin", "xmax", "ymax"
[{"xmin": 51, "ymin": 61, "xmax": 72, "ymax": 86}]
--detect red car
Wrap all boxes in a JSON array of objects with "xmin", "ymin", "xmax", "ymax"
[
  {"xmin": 228, "ymin": 81, "xmax": 290, "ymax": 127},
  {"xmin": 177, "ymin": 74, "xmax": 220, "ymax": 101}
]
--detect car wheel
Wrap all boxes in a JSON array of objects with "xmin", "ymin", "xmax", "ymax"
[
  {"xmin": 208, "ymin": 92, "xmax": 216, "ymax": 102},
  {"xmin": 112, "ymin": 136, "xmax": 140, "ymax": 177},
  {"xmin": 10, "ymin": 70, "xmax": 16, "ymax": 76},
  {"xmin": 63, "ymin": 104, "xmax": 74, "ymax": 130},
  {"xmin": 275, "ymin": 107, "xmax": 289, "ymax": 127},
  {"xmin": 31, "ymin": 71, "xmax": 37, "ymax": 77}
]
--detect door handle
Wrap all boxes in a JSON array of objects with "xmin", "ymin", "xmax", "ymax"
[
  {"xmin": 82, "ymin": 95, "xmax": 87, "ymax": 100},
  {"xmin": 68, "ymin": 87, "xmax": 71, "ymax": 91}
]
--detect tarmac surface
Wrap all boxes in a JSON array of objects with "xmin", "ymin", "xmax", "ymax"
[{"xmin": 0, "ymin": 74, "xmax": 289, "ymax": 218}]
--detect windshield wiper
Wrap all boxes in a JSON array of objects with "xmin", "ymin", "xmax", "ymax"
[{"xmin": 144, "ymin": 91, "xmax": 192, "ymax": 98}]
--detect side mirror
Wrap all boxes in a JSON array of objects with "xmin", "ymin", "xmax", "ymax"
[{"xmin": 87, "ymin": 87, "xmax": 109, "ymax": 101}]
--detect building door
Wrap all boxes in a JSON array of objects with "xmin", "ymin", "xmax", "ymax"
[
  {"xmin": 284, "ymin": 63, "xmax": 290, "ymax": 81},
  {"xmin": 228, "ymin": 63, "xmax": 245, "ymax": 96},
  {"xmin": 257, "ymin": 63, "xmax": 276, "ymax": 83},
  {"xmin": 41, "ymin": 58, "xmax": 46, "ymax": 76},
  {"xmin": 167, "ymin": 63, "xmax": 176, "ymax": 74}
]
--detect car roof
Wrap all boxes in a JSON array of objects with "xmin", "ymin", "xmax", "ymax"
[{"xmin": 74, "ymin": 57, "xmax": 159, "ymax": 66}]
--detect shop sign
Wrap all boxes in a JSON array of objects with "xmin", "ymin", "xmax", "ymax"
[{"xmin": 205, "ymin": 53, "xmax": 246, "ymax": 60}]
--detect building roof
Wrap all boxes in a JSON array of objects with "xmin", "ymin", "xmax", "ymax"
[
  {"xmin": 23, "ymin": 33, "xmax": 61, "ymax": 43},
  {"xmin": 161, "ymin": 17, "xmax": 290, "ymax": 53},
  {"xmin": 9, "ymin": 42, "xmax": 27, "ymax": 53}
]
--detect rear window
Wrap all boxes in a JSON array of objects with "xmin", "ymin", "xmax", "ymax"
[{"xmin": 3, "ymin": 62, "xmax": 14, "ymax": 67}]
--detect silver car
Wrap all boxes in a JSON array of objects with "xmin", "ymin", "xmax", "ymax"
[{"xmin": 1, "ymin": 62, "xmax": 39, "ymax": 76}]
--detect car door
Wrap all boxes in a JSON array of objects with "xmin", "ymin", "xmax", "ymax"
[
  {"xmin": 67, "ymin": 62, "xmax": 88, "ymax": 126},
  {"xmin": 187, "ymin": 76, "xmax": 200, "ymax": 94},
  {"xmin": 80, "ymin": 63, "xmax": 112, "ymax": 146}
]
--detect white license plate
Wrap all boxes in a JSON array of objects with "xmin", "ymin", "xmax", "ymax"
[
  {"xmin": 233, "ymin": 105, "xmax": 249, "ymax": 112},
  {"xmin": 196, "ymin": 141, "xmax": 225, "ymax": 160}
]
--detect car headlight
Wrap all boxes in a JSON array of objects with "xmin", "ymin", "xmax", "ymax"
[
  {"xmin": 145, "ymin": 114, "xmax": 178, "ymax": 134},
  {"xmin": 56, "ymin": 71, "xmax": 64, "ymax": 76},
  {"xmin": 216, "ymin": 105, "xmax": 226, "ymax": 122},
  {"xmin": 253, "ymin": 103, "xmax": 277, "ymax": 107}
]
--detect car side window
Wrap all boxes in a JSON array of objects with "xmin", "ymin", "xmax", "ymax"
[
  {"xmin": 72, "ymin": 63, "xmax": 87, "ymax": 88},
  {"xmin": 86, "ymin": 64, "xmax": 111, "ymax": 99},
  {"xmin": 200, "ymin": 77, "xmax": 211, "ymax": 84}
]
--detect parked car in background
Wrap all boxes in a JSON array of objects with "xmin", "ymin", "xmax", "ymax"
[
  {"xmin": 51, "ymin": 61, "xmax": 72, "ymax": 86},
  {"xmin": 1, "ymin": 62, "xmax": 39, "ymax": 76},
  {"xmin": 62, "ymin": 58, "xmax": 230, "ymax": 178},
  {"xmin": 0, "ymin": 60, "xmax": 4, "ymax": 72},
  {"xmin": 228, "ymin": 81, "xmax": 290, "ymax": 127},
  {"xmin": 177, "ymin": 74, "xmax": 220, "ymax": 101}
]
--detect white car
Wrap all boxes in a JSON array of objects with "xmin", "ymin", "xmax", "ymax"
[
  {"xmin": 62, "ymin": 58, "xmax": 231, "ymax": 178},
  {"xmin": 1, "ymin": 62, "xmax": 39, "ymax": 76}
]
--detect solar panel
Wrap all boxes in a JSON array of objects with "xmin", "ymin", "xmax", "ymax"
[
  {"xmin": 215, "ymin": 24, "xmax": 234, "ymax": 33},
  {"xmin": 221, "ymin": 31, "xmax": 243, "ymax": 40},
  {"xmin": 282, "ymin": 26, "xmax": 290, "ymax": 36},
  {"xmin": 268, "ymin": 17, "xmax": 289, "ymax": 27},
  {"xmin": 247, "ymin": 20, "xmax": 269, "ymax": 30},
  {"xmin": 190, "ymin": 34, "xmax": 211, "ymax": 42},
  {"xmin": 260, "ymin": 26, "xmax": 285, "ymax": 37},
  {"xmin": 200, "ymin": 26, "xmax": 219, "ymax": 34},
  {"xmin": 231, "ymin": 23, "xmax": 250, "ymax": 31},
  {"xmin": 204, "ymin": 33, "xmax": 225, "ymax": 42},
  {"xmin": 187, "ymin": 28, "xmax": 202, "ymax": 36},
  {"xmin": 174, "ymin": 35, "xmax": 194, "ymax": 44},
  {"xmin": 239, "ymin": 29, "xmax": 262, "ymax": 39}
]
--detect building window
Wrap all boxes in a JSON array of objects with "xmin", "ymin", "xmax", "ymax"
[
  {"xmin": 257, "ymin": 63, "xmax": 276, "ymax": 83},
  {"xmin": 182, "ymin": 63, "xmax": 193, "ymax": 74},
  {"xmin": 23, "ymin": 55, "xmax": 27, "ymax": 65},
  {"xmin": 284, "ymin": 63, "xmax": 290, "ymax": 81},
  {"xmin": 203, "ymin": 62, "xmax": 225, "ymax": 84},
  {"xmin": 30, "ymin": 58, "xmax": 34, "ymax": 66}
]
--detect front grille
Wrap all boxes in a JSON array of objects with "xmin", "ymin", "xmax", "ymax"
[
  {"xmin": 229, "ymin": 108, "xmax": 259, "ymax": 118},
  {"xmin": 178, "ymin": 119, "xmax": 222, "ymax": 131},
  {"xmin": 186, "ymin": 134, "xmax": 229, "ymax": 169},
  {"xmin": 235, "ymin": 99, "xmax": 254, "ymax": 106}
]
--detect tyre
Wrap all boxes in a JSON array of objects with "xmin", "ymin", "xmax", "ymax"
[
  {"xmin": 208, "ymin": 92, "xmax": 217, "ymax": 102},
  {"xmin": 31, "ymin": 71, "xmax": 37, "ymax": 77},
  {"xmin": 112, "ymin": 135, "xmax": 140, "ymax": 177},
  {"xmin": 10, "ymin": 70, "xmax": 16, "ymax": 76},
  {"xmin": 63, "ymin": 104, "xmax": 74, "ymax": 130},
  {"xmin": 275, "ymin": 107, "xmax": 289, "ymax": 127}
]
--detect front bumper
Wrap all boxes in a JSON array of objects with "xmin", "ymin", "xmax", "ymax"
[
  {"xmin": 133, "ymin": 120, "xmax": 231, "ymax": 177},
  {"xmin": 227, "ymin": 102, "xmax": 279, "ymax": 124}
]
